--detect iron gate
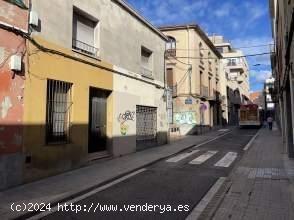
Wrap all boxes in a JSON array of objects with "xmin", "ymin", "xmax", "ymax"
[{"xmin": 136, "ymin": 105, "xmax": 157, "ymax": 147}]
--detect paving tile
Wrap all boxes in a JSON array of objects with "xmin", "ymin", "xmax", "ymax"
[{"xmin": 213, "ymin": 129, "xmax": 294, "ymax": 220}]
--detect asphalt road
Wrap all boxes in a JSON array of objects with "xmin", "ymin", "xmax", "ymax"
[{"xmin": 41, "ymin": 128, "xmax": 258, "ymax": 220}]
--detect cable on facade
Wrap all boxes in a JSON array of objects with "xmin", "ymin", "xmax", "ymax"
[
  {"xmin": 174, "ymin": 52, "xmax": 273, "ymax": 60},
  {"xmin": 173, "ymin": 44, "xmax": 274, "ymax": 51},
  {"xmin": 0, "ymin": 22, "xmax": 166, "ymax": 89}
]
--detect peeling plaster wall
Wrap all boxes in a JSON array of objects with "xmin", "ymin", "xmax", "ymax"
[{"xmin": 0, "ymin": 0, "xmax": 29, "ymax": 189}]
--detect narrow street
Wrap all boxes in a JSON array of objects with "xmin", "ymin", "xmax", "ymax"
[{"xmin": 36, "ymin": 128, "xmax": 258, "ymax": 220}]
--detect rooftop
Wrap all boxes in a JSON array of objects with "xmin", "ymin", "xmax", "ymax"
[{"xmin": 159, "ymin": 24, "xmax": 222, "ymax": 58}]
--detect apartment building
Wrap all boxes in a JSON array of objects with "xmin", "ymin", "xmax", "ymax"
[
  {"xmin": 0, "ymin": 0, "xmax": 168, "ymax": 188},
  {"xmin": 269, "ymin": 0, "xmax": 294, "ymax": 157},
  {"xmin": 209, "ymin": 35, "xmax": 250, "ymax": 125},
  {"xmin": 250, "ymin": 91, "xmax": 264, "ymax": 109},
  {"xmin": 160, "ymin": 24, "xmax": 223, "ymax": 135}
]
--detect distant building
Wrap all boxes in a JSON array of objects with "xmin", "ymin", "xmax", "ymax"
[
  {"xmin": 250, "ymin": 91, "xmax": 264, "ymax": 108},
  {"xmin": 159, "ymin": 24, "xmax": 223, "ymax": 135},
  {"xmin": 209, "ymin": 35, "xmax": 250, "ymax": 125}
]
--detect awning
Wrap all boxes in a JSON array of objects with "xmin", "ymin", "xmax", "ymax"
[{"xmin": 4, "ymin": 0, "xmax": 28, "ymax": 9}]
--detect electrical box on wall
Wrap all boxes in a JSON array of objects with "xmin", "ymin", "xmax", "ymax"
[
  {"xmin": 10, "ymin": 55, "xmax": 22, "ymax": 71},
  {"xmin": 29, "ymin": 11, "xmax": 39, "ymax": 27}
]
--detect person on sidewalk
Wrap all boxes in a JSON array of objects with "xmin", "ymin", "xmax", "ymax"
[{"xmin": 267, "ymin": 116, "xmax": 273, "ymax": 130}]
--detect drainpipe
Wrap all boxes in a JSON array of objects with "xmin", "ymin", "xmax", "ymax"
[{"xmin": 187, "ymin": 25, "xmax": 192, "ymax": 95}]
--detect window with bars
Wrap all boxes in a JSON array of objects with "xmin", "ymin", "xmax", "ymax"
[{"xmin": 46, "ymin": 79, "xmax": 73, "ymax": 143}]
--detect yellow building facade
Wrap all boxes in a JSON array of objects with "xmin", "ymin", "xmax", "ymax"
[{"xmin": 23, "ymin": 37, "xmax": 113, "ymax": 180}]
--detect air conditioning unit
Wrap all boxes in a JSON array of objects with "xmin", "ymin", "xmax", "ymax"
[
  {"xmin": 29, "ymin": 11, "xmax": 39, "ymax": 27},
  {"xmin": 10, "ymin": 55, "xmax": 22, "ymax": 71}
]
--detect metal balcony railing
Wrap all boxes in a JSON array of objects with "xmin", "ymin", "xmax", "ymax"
[
  {"xmin": 72, "ymin": 39, "xmax": 99, "ymax": 58},
  {"xmin": 141, "ymin": 66, "xmax": 153, "ymax": 79},
  {"xmin": 165, "ymin": 49, "xmax": 176, "ymax": 57}
]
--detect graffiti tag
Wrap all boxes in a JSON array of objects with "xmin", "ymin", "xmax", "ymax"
[
  {"xmin": 174, "ymin": 112, "xmax": 197, "ymax": 125},
  {"xmin": 118, "ymin": 110, "xmax": 135, "ymax": 122},
  {"xmin": 118, "ymin": 110, "xmax": 135, "ymax": 136}
]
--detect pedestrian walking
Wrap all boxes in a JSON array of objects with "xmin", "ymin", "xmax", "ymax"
[{"xmin": 267, "ymin": 116, "xmax": 273, "ymax": 130}]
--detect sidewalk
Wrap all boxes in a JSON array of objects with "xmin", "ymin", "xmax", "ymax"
[
  {"xmin": 212, "ymin": 126, "xmax": 294, "ymax": 220},
  {"xmin": 0, "ymin": 128, "xmax": 231, "ymax": 219}
]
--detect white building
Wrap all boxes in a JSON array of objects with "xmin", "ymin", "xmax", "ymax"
[{"xmin": 209, "ymin": 35, "xmax": 250, "ymax": 125}]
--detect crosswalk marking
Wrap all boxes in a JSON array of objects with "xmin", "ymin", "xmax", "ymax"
[
  {"xmin": 166, "ymin": 149, "xmax": 200, "ymax": 163},
  {"xmin": 214, "ymin": 152, "xmax": 238, "ymax": 167},
  {"xmin": 189, "ymin": 151, "xmax": 218, "ymax": 165}
]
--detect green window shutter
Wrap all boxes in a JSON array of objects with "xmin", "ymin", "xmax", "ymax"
[{"xmin": 4, "ymin": 0, "xmax": 28, "ymax": 9}]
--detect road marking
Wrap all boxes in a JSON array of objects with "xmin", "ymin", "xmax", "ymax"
[
  {"xmin": 218, "ymin": 129, "xmax": 229, "ymax": 132},
  {"xmin": 186, "ymin": 177, "xmax": 227, "ymax": 220},
  {"xmin": 167, "ymin": 131, "xmax": 232, "ymax": 163},
  {"xmin": 27, "ymin": 168, "xmax": 146, "ymax": 220},
  {"xmin": 195, "ymin": 131, "xmax": 233, "ymax": 147},
  {"xmin": 214, "ymin": 152, "xmax": 238, "ymax": 167},
  {"xmin": 166, "ymin": 149, "xmax": 200, "ymax": 163},
  {"xmin": 189, "ymin": 151, "xmax": 218, "ymax": 165},
  {"xmin": 243, "ymin": 129, "xmax": 260, "ymax": 151}
]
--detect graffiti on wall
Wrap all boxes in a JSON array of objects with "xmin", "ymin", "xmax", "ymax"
[
  {"xmin": 174, "ymin": 111, "xmax": 197, "ymax": 125},
  {"xmin": 118, "ymin": 110, "xmax": 135, "ymax": 135}
]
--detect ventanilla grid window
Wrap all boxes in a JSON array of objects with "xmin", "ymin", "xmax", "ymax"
[
  {"xmin": 46, "ymin": 79, "xmax": 73, "ymax": 143},
  {"xmin": 136, "ymin": 105, "xmax": 157, "ymax": 141}
]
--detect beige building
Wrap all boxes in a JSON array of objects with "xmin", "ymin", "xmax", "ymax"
[
  {"xmin": 159, "ymin": 24, "xmax": 223, "ymax": 135},
  {"xmin": 209, "ymin": 35, "xmax": 250, "ymax": 125},
  {"xmin": 269, "ymin": 0, "xmax": 294, "ymax": 158}
]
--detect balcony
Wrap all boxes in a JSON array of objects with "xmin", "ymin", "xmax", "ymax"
[
  {"xmin": 207, "ymin": 92, "xmax": 216, "ymax": 101},
  {"xmin": 140, "ymin": 66, "xmax": 153, "ymax": 79},
  {"xmin": 172, "ymin": 84, "xmax": 177, "ymax": 97},
  {"xmin": 72, "ymin": 39, "xmax": 99, "ymax": 58},
  {"xmin": 200, "ymin": 85, "xmax": 208, "ymax": 98},
  {"xmin": 227, "ymin": 61, "xmax": 244, "ymax": 72},
  {"xmin": 165, "ymin": 49, "xmax": 176, "ymax": 57},
  {"xmin": 207, "ymin": 90, "xmax": 221, "ymax": 102}
]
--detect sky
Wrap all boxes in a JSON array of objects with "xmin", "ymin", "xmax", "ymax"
[{"xmin": 126, "ymin": 0, "xmax": 273, "ymax": 92}]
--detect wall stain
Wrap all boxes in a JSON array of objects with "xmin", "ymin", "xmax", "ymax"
[{"xmin": 1, "ymin": 96, "xmax": 12, "ymax": 118}]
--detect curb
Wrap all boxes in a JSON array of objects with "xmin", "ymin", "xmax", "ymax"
[
  {"xmin": 13, "ymin": 130, "xmax": 233, "ymax": 220},
  {"xmin": 243, "ymin": 128, "xmax": 261, "ymax": 151},
  {"xmin": 199, "ymin": 128, "xmax": 261, "ymax": 220}
]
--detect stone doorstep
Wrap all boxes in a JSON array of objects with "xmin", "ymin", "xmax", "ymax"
[{"xmin": 1, "ymin": 129, "xmax": 232, "ymax": 219}]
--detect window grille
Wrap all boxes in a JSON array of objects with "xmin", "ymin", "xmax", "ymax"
[
  {"xmin": 46, "ymin": 79, "xmax": 73, "ymax": 143},
  {"xmin": 136, "ymin": 105, "xmax": 157, "ymax": 141}
]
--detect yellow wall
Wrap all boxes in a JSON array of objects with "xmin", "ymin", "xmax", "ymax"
[{"xmin": 23, "ymin": 37, "xmax": 113, "ymax": 172}]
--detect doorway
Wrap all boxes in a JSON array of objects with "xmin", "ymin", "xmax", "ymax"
[
  {"xmin": 88, "ymin": 88, "xmax": 110, "ymax": 153},
  {"xmin": 136, "ymin": 105, "xmax": 157, "ymax": 151}
]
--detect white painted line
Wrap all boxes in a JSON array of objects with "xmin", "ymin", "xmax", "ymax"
[
  {"xmin": 214, "ymin": 152, "xmax": 238, "ymax": 167},
  {"xmin": 243, "ymin": 129, "xmax": 261, "ymax": 151},
  {"xmin": 166, "ymin": 149, "xmax": 200, "ymax": 163},
  {"xmin": 27, "ymin": 168, "xmax": 146, "ymax": 220},
  {"xmin": 218, "ymin": 129, "xmax": 229, "ymax": 132},
  {"xmin": 167, "ymin": 130, "xmax": 231, "ymax": 163},
  {"xmin": 189, "ymin": 151, "xmax": 218, "ymax": 165},
  {"xmin": 194, "ymin": 131, "xmax": 233, "ymax": 148},
  {"xmin": 186, "ymin": 177, "xmax": 227, "ymax": 220}
]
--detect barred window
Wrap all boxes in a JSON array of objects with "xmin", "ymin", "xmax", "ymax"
[{"xmin": 46, "ymin": 79, "xmax": 73, "ymax": 143}]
